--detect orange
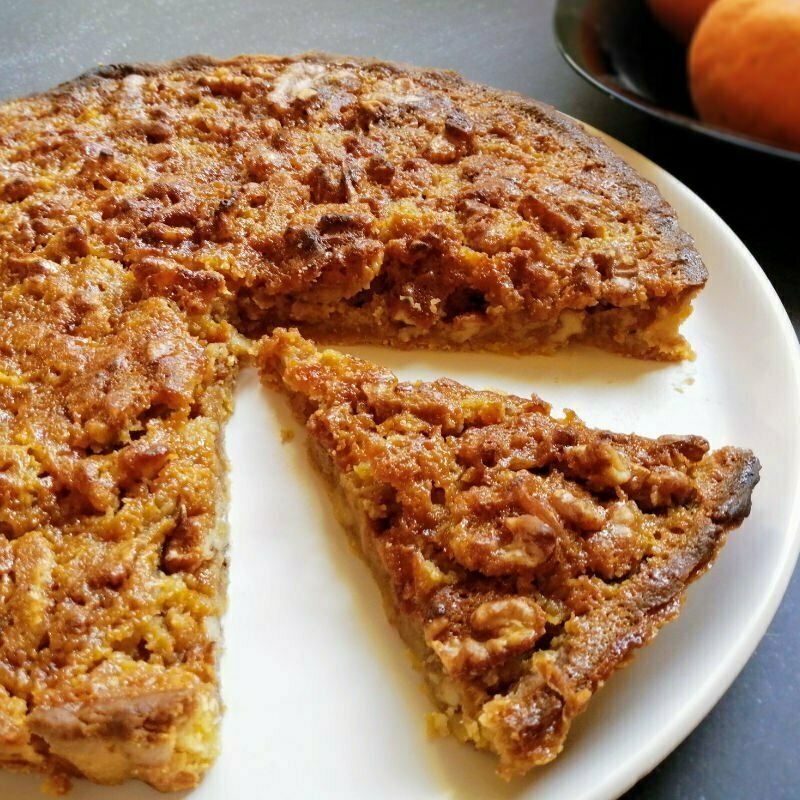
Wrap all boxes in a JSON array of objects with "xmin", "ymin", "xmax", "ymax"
[
  {"xmin": 689, "ymin": 0, "xmax": 800, "ymax": 151},
  {"xmin": 647, "ymin": 0, "xmax": 717, "ymax": 42}
]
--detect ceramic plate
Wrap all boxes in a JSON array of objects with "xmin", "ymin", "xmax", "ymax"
[
  {"xmin": 4, "ymin": 128, "xmax": 800, "ymax": 800},
  {"xmin": 554, "ymin": 0, "xmax": 800, "ymax": 163}
]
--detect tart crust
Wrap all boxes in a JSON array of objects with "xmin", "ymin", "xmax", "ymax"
[{"xmin": 0, "ymin": 52, "xmax": 717, "ymax": 790}]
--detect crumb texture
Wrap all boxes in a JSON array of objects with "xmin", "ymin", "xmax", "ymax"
[{"xmin": 259, "ymin": 328, "xmax": 759, "ymax": 779}]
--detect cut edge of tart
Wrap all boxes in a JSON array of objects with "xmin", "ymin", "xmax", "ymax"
[{"xmin": 257, "ymin": 328, "xmax": 759, "ymax": 779}]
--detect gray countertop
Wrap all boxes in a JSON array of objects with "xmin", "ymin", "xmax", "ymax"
[{"xmin": 1, "ymin": 1, "xmax": 797, "ymax": 797}]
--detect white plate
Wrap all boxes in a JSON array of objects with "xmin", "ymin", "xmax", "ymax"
[{"xmin": 4, "ymin": 130, "xmax": 800, "ymax": 800}]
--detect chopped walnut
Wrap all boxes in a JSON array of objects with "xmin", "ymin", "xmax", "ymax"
[
  {"xmin": 503, "ymin": 515, "xmax": 555, "ymax": 567},
  {"xmin": 584, "ymin": 501, "xmax": 650, "ymax": 579},
  {"xmin": 564, "ymin": 440, "xmax": 632, "ymax": 490},
  {"xmin": 428, "ymin": 596, "xmax": 546, "ymax": 676},
  {"xmin": 641, "ymin": 465, "xmax": 696, "ymax": 509},
  {"xmin": 470, "ymin": 597, "xmax": 544, "ymax": 636},
  {"xmin": 360, "ymin": 77, "xmax": 426, "ymax": 114},
  {"xmin": 425, "ymin": 134, "xmax": 459, "ymax": 164},
  {"xmin": 550, "ymin": 488, "xmax": 606, "ymax": 532},
  {"xmin": 267, "ymin": 62, "xmax": 326, "ymax": 108}
]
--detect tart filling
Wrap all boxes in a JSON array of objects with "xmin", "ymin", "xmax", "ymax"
[{"xmin": 259, "ymin": 328, "xmax": 759, "ymax": 778}]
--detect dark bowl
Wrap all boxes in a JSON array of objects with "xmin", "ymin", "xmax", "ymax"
[{"xmin": 553, "ymin": 0, "xmax": 800, "ymax": 163}]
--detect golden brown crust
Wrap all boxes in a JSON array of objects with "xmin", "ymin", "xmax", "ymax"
[
  {"xmin": 37, "ymin": 50, "xmax": 705, "ymax": 292},
  {"xmin": 50, "ymin": 51, "xmax": 705, "ymax": 288},
  {"xmin": 2, "ymin": 52, "xmax": 704, "ymax": 361},
  {"xmin": 258, "ymin": 328, "xmax": 759, "ymax": 779}
]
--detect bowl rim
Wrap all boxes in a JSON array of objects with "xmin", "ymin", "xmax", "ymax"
[{"xmin": 553, "ymin": 0, "xmax": 800, "ymax": 163}]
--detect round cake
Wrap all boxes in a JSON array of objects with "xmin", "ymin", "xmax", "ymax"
[{"xmin": 0, "ymin": 53, "xmax": 711, "ymax": 791}]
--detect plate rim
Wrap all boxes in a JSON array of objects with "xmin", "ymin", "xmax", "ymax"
[
  {"xmin": 552, "ymin": 0, "xmax": 800, "ymax": 164},
  {"xmin": 581, "ymin": 125, "xmax": 800, "ymax": 800}
]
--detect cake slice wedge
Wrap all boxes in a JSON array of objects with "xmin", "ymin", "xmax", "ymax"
[{"xmin": 258, "ymin": 328, "xmax": 760, "ymax": 779}]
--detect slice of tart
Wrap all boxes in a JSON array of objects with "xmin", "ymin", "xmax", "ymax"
[{"xmin": 258, "ymin": 328, "xmax": 760, "ymax": 778}]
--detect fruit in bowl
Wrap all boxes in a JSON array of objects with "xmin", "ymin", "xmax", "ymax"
[{"xmin": 688, "ymin": 0, "xmax": 800, "ymax": 151}]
